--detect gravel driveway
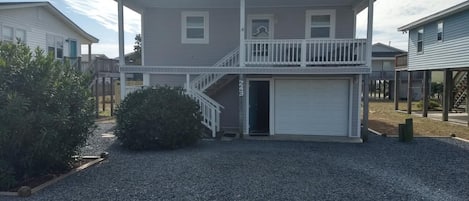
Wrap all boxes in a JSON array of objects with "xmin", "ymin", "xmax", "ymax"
[{"xmin": 2, "ymin": 125, "xmax": 469, "ymax": 201}]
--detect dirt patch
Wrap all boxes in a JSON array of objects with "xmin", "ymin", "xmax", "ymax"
[{"xmin": 369, "ymin": 101, "xmax": 469, "ymax": 140}]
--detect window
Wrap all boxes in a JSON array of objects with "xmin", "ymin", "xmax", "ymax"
[
  {"xmin": 417, "ymin": 28, "xmax": 424, "ymax": 53},
  {"xmin": 437, "ymin": 21, "xmax": 443, "ymax": 41},
  {"xmin": 2, "ymin": 26, "xmax": 14, "ymax": 43},
  {"xmin": 15, "ymin": 29, "xmax": 26, "ymax": 43},
  {"xmin": 46, "ymin": 34, "xmax": 64, "ymax": 59},
  {"xmin": 305, "ymin": 10, "xmax": 336, "ymax": 39},
  {"xmin": 181, "ymin": 11, "xmax": 209, "ymax": 44}
]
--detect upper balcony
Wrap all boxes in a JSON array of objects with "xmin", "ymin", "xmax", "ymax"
[{"xmin": 244, "ymin": 38, "xmax": 367, "ymax": 67}]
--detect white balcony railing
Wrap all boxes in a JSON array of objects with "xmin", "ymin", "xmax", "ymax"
[{"xmin": 244, "ymin": 39, "xmax": 367, "ymax": 66}]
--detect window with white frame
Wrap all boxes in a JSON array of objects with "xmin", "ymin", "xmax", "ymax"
[
  {"xmin": 2, "ymin": 26, "xmax": 14, "ymax": 43},
  {"xmin": 437, "ymin": 21, "xmax": 443, "ymax": 41},
  {"xmin": 305, "ymin": 10, "xmax": 336, "ymax": 39},
  {"xmin": 15, "ymin": 29, "xmax": 26, "ymax": 43},
  {"xmin": 417, "ymin": 28, "xmax": 424, "ymax": 53},
  {"xmin": 46, "ymin": 34, "xmax": 64, "ymax": 59},
  {"xmin": 181, "ymin": 11, "xmax": 209, "ymax": 44}
]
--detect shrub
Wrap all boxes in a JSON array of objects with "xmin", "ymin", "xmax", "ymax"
[
  {"xmin": 416, "ymin": 99, "xmax": 441, "ymax": 110},
  {"xmin": 0, "ymin": 42, "xmax": 95, "ymax": 189},
  {"xmin": 115, "ymin": 86, "xmax": 203, "ymax": 150}
]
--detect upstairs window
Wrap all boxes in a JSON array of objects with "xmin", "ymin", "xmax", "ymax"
[
  {"xmin": 181, "ymin": 11, "xmax": 209, "ymax": 44},
  {"xmin": 46, "ymin": 34, "xmax": 64, "ymax": 59},
  {"xmin": 417, "ymin": 28, "xmax": 424, "ymax": 53},
  {"xmin": 437, "ymin": 21, "xmax": 443, "ymax": 41},
  {"xmin": 2, "ymin": 26, "xmax": 14, "ymax": 43},
  {"xmin": 306, "ymin": 10, "xmax": 336, "ymax": 39}
]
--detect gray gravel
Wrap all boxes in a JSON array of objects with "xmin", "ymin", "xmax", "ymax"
[
  {"xmin": 2, "ymin": 134, "xmax": 469, "ymax": 201},
  {"xmin": 79, "ymin": 122, "xmax": 116, "ymax": 156}
]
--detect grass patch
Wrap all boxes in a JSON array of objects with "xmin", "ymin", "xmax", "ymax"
[{"xmin": 369, "ymin": 101, "xmax": 469, "ymax": 140}]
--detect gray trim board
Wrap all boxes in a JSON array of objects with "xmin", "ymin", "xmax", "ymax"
[{"xmin": 120, "ymin": 66, "xmax": 371, "ymax": 74}]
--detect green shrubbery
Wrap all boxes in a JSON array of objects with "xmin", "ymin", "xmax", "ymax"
[
  {"xmin": 115, "ymin": 86, "xmax": 203, "ymax": 150},
  {"xmin": 0, "ymin": 42, "xmax": 95, "ymax": 190},
  {"xmin": 416, "ymin": 99, "xmax": 441, "ymax": 110}
]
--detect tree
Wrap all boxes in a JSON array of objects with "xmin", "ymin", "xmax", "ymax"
[{"xmin": 125, "ymin": 34, "xmax": 142, "ymax": 65}]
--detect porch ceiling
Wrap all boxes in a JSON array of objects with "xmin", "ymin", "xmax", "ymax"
[{"xmin": 122, "ymin": 0, "xmax": 369, "ymax": 13}]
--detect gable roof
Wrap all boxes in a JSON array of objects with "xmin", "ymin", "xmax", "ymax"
[
  {"xmin": 0, "ymin": 1, "xmax": 99, "ymax": 44},
  {"xmin": 398, "ymin": 0, "xmax": 469, "ymax": 31}
]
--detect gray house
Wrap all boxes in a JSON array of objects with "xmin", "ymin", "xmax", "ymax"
[
  {"xmin": 398, "ymin": 1, "xmax": 469, "ymax": 121},
  {"xmin": 116, "ymin": 0, "xmax": 375, "ymax": 141}
]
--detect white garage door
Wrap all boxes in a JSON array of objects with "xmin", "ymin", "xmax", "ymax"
[{"xmin": 274, "ymin": 79, "xmax": 349, "ymax": 136}]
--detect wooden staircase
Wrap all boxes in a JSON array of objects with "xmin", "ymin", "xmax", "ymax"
[
  {"xmin": 189, "ymin": 47, "xmax": 240, "ymax": 137},
  {"xmin": 452, "ymin": 71, "xmax": 468, "ymax": 109}
]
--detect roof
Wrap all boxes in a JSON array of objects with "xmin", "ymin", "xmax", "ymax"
[
  {"xmin": 398, "ymin": 0, "xmax": 469, "ymax": 31},
  {"xmin": 372, "ymin": 43, "xmax": 406, "ymax": 58},
  {"xmin": 120, "ymin": 0, "xmax": 371, "ymax": 14},
  {"xmin": 0, "ymin": 1, "xmax": 99, "ymax": 44}
]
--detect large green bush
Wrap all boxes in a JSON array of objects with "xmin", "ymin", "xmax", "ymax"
[
  {"xmin": 115, "ymin": 86, "xmax": 203, "ymax": 150},
  {"xmin": 0, "ymin": 42, "xmax": 95, "ymax": 190}
]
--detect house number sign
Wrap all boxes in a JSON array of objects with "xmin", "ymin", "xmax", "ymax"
[{"xmin": 239, "ymin": 80, "xmax": 244, "ymax": 97}]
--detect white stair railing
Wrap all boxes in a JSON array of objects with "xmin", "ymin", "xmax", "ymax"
[
  {"xmin": 191, "ymin": 47, "xmax": 239, "ymax": 91},
  {"xmin": 186, "ymin": 89, "xmax": 223, "ymax": 137},
  {"xmin": 186, "ymin": 47, "xmax": 239, "ymax": 137}
]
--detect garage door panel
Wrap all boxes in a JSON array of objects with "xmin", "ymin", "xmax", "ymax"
[{"xmin": 274, "ymin": 79, "xmax": 349, "ymax": 136}]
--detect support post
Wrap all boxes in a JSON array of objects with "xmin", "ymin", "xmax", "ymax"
[
  {"xmin": 95, "ymin": 77, "xmax": 99, "ymax": 117},
  {"xmin": 239, "ymin": 0, "xmax": 246, "ymax": 67},
  {"xmin": 88, "ymin": 44, "xmax": 92, "ymax": 72},
  {"xmin": 186, "ymin": 74, "xmax": 190, "ymax": 92},
  {"xmin": 110, "ymin": 78, "xmax": 114, "ymax": 116},
  {"xmin": 118, "ymin": 0, "xmax": 126, "ymax": 101},
  {"xmin": 407, "ymin": 71, "xmax": 413, "ymax": 114},
  {"xmin": 102, "ymin": 77, "xmax": 106, "ymax": 112},
  {"xmin": 423, "ymin": 71, "xmax": 430, "ymax": 117},
  {"xmin": 394, "ymin": 71, "xmax": 400, "ymax": 110},
  {"xmin": 301, "ymin": 40, "xmax": 307, "ymax": 67},
  {"xmin": 362, "ymin": 0, "xmax": 374, "ymax": 142},
  {"xmin": 143, "ymin": 73, "xmax": 150, "ymax": 86},
  {"xmin": 443, "ymin": 69, "xmax": 452, "ymax": 121},
  {"xmin": 466, "ymin": 71, "xmax": 469, "ymax": 127}
]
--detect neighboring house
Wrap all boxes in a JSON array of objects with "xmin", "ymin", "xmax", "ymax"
[
  {"xmin": 398, "ymin": 1, "xmax": 469, "ymax": 121},
  {"xmin": 0, "ymin": 1, "xmax": 98, "ymax": 69},
  {"xmin": 370, "ymin": 43, "xmax": 423, "ymax": 100},
  {"xmin": 117, "ymin": 0, "xmax": 375, "ymax": 140}
]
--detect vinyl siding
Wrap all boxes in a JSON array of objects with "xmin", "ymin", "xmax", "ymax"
[
  {"xmin": 143, "ymin": 6, "xmax": 355, "ymax": 66},
  {"xmin": 408, "ymin": 11, "xmax": 469, "ymax": 71},
  {"xmin": 0, "ymin": 7, "xmax": 88, "ymax": 57}
]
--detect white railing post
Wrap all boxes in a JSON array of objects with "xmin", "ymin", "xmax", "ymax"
[
  {"xmin": 239, "ymin": 0, "xmax": 246, "ymax": 67},
  {"xmin": 301, "ymin": 40, "xmax": 307, "ymax": 67}
]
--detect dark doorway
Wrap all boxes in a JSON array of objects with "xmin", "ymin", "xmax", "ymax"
[{"xmin": 249, "ymin": 81, "xmax": 270, "ymax": 135}]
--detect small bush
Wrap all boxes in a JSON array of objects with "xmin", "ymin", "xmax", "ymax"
[
  {"xmin": 115, "ymin": 86, "xmax": 203, "ymax": 150},
  {"xmin": 416, "ymin": 99, "xmax": 441, "ymax": 110},
  {"xmin": 0, "ymin": 42, "xmax": 95, "ymax": 189}
]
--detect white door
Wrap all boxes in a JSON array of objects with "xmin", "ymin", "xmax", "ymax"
[
  {"xmin": 274, "ymin": 79, "xmax": 349, "ymax": 136},
  {"xmin": 247, "ymin": 15, "xmax": 274, "ymax": 61}
]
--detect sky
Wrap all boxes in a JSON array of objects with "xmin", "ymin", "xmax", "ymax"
[{"xmin": 6, "ymin": 0, "xmax": 468, "ymax": 58}]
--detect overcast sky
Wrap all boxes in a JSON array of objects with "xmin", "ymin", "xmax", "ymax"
[{"xmin": 7, "ymin": 0, "xmax": 469, "ymax": 57}]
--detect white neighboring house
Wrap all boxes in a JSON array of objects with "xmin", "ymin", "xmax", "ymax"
[
  {"xmin": 116, "ymin": 0, "xmax": 375, "ymax": 141},
  {"xmin": 0, "ymin": 1, "xmax": 98, "ymax": 67}
]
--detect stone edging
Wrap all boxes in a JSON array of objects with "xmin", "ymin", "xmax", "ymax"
[{"xmin": 0, "ymin": 156, "xmax": 106, "ymax": 197}]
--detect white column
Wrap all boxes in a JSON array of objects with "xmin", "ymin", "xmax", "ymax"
[
  {"xmin": 362, "ymin": 0, "xmax": 374, "ymax": 142},
  {"xmin": 118, "ymin": 0, "xmax": 126, "ymax": 100},
  {"xmin": 186, "ymin": 74, "xmax": 191, "ymax": 92},
  {"xmin": 143, "ymin": 73, "xmax": 150, "ymax": 86},
  {"xmin": 239, "ymin": 0, "xmax": 246, "ymax": 67}
]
